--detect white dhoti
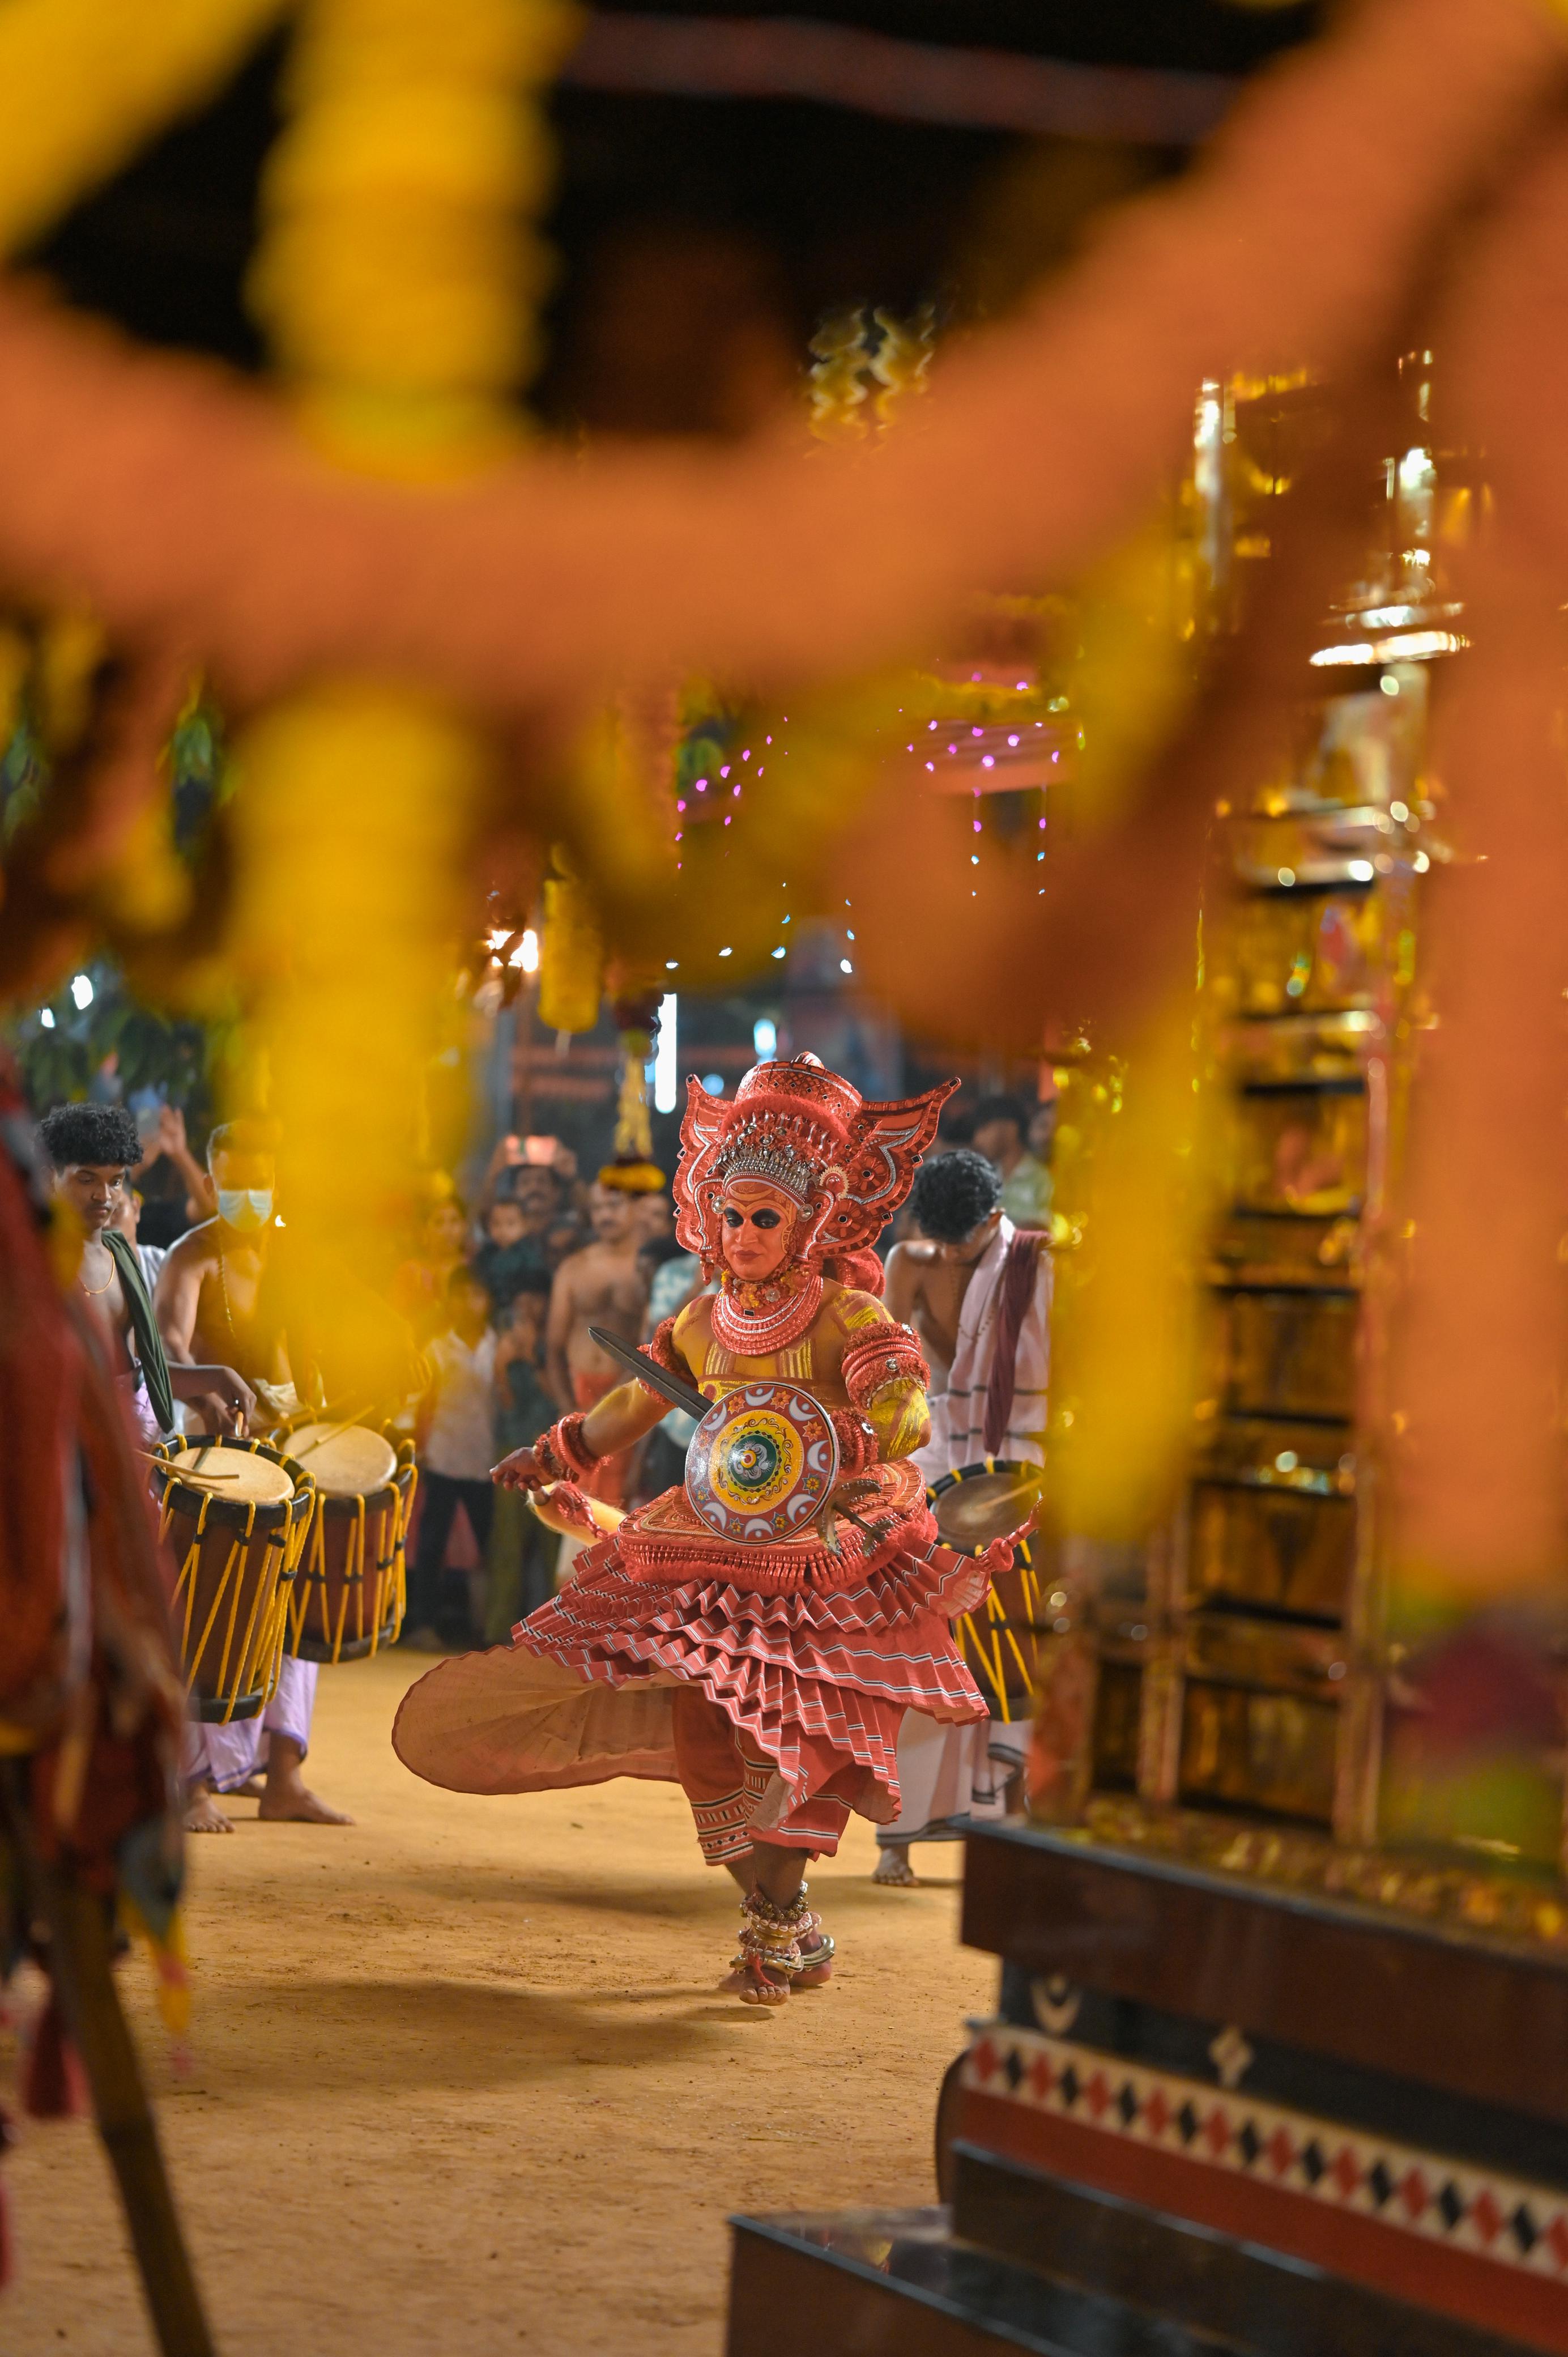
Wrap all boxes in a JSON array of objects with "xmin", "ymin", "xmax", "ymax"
[
  {"xmin": 879, "ymin": 1712, "xmax": 1031, "ymax": 1844},
  {"xmin": 182, "ymin": 1654, "xmax": 318, "ymax": 1792},
  {"xmin": 879, "ymin": 1216, "xmax": 1049, "ymax": 1852}
]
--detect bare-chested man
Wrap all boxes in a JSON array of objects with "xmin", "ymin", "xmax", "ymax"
[
  {"xmin": 877, "ymin": 1147, "xmax": 1050, "ymax": 1886},
  {"xmin": 884, "ymin": 1158, "xmax": 1004, "ymax": 1395},
  {"xmin": 154, "ymin": 1118, "xmax": 351, "ymax": 1835},
  {"xmin": 39, "ymin": 1103, "xmax": 255, "ymax": 1452},
  {"xmin": 543, "ymin": 1177, "xmax": 649, "ymax": 1506}
]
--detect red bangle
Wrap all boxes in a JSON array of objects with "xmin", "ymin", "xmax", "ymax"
[
  {"xmin": 829, "ymin": 1407, "xmax": 878, "ymax": 1478},
  {"xmin": 536, "ymin": 1414, "xmax": 602, "ymax": 1483}
]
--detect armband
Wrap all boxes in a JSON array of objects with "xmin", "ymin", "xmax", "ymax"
[{"xmin": 841, "ymin": 1321, "xmax": 929, "ymax": 1413}]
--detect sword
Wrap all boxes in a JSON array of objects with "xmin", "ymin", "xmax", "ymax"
[
  {"xmin": 587, "ymin": 1325, "xmax": 709, "ymax": 1420},
  {"xmin": 586, "ymin": 1325, "xmax": 894, "ymax": 1548}
]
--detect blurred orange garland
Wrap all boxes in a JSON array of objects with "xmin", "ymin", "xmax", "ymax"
[{"xmin": 0, "ymin": 0, "xmax": 1565, "ymax": 1588}]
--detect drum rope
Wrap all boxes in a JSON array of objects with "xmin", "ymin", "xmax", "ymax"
[
  {"xmin": 188, "ymin": 1538, "xmax": 244, "ymax": 1713},
  {"xmin": 369, "ymin": 1483, "xmax": 398, "ymax": 1654},
  {"xmin": 956, "ymin": 1612, "xmax": 1009, "ymax": 1714},
  {"xmin": 262, "ymin": 1508, "xmax": 310, "ymax": 1697},
  {"xmin": 211, "ymin": 1509, "xmax": 254, "ymax": 1718},
  {"xmin": 173, "ymin": 1491, "xmax": 215, "ymax": 1677},
  {"xmin": 328, "ymin": 1503, "xmax": 361, "ymax": 1665},
  {"xmin": 225, "ymin": 1524, "xmax": 285, "ymax": 1724},
  {"xmin": 385, "ymin": 1465, "xmax": 415, "ymax": 1650}
]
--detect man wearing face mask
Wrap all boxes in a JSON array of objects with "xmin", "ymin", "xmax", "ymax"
[
  {"xmin": 155, "ymin": 1120, "xmax": 289, "ymax": 1411},
  {"xmin": 397, "ymin": 1056, "xmax": 1015, "ymax": 2007},
  {"xmin": 155, "ymin": 1118, "xmax": 351, "ymax": 1836}
]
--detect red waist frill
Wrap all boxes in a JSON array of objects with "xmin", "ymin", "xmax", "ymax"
[
  {"xmin": 392, "ymin": 1462, "xmax": 1004, "ymax": 1826},
  {"xmin": 510, "ymin": 1465, "xmax": 997, "ymax": 1822}
]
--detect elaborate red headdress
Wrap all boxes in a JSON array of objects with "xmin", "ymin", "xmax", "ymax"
[{"xmin": 674, "ymin": 1053, "xmax": 956, "ymax": 1290}]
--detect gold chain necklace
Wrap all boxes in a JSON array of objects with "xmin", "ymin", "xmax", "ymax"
[
  {"xmin": 218, "ymin": 1244, "xmax": 239, "ymax": 1337},
  {"xmin": 79, "ymin": 1248, "xmax": 116, "ymax": 1297}
]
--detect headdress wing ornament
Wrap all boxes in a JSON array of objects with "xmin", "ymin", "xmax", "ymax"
[
  {"xmin": 674, "ymin": 1057, "xmax": 957, "ymax": 1273},
  {"xmin": 820, "ymin": 1078, "xmax": 959, "ymax": 1256},
  {"xmin": 672, "ymin": 1075, "xmax": 730, "ymax": 1265}
]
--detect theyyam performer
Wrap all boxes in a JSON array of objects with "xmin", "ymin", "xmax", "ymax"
[{"xmin": 395, "ymin": 1054, "xmax": 1015, "ymax": 2003}]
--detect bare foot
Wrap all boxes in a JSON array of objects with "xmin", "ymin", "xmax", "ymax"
[
  {"xmin": 184, "ymin": 1786, "xmax": 234, "ymax": 1834},
  {"xmin": 721, "ymin": 1958, "xmax": 790, "ymax": 2006},
  {"xmin": 873, "ymin": 1848, "xmax": 918, "ymax": 1887},
  {"xmin": 232, "ymin": 1775, "xmax": 265, "ymax": 1801},
  {"xmin": 257, "ymin": 1777, "xmax": 354, "ymax": 1825}
]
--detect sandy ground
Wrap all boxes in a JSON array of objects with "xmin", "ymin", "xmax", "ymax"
[{"xmin": 2, "ymin": 1649, "xmax": 995, "ymax": 2355}]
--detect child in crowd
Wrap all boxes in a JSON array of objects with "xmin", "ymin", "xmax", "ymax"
[
  {"xmin": 404, "ymin": 1262, "xmax": 497, "ymax": 1651},
  {"xmin": 472, "ymin": 1169, "xmax": 554, "ymax": 1320},
  {"xmin": 484, "ymin": 1277, "xmax": 559, "ymax": 1640}
]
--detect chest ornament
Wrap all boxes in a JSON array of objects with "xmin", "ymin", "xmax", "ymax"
[{"xmin": 710, "ymin": 1269, "xmax": 823, "ymax": 1355}]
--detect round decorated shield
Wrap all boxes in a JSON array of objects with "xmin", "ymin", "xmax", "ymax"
[{"xmin": 685, "ymin": 1381, "xmax": 840, "ymax": 1545}]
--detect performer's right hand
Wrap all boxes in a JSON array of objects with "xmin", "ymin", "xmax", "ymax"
[{"xmin": 491, "ymin": 1445, "xmax": 546, "ymax": 1491}]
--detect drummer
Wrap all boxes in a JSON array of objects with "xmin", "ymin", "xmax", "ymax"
[
  {"xmin": 38, "ymin": 1105, "xmax": 257, "ymax": 1449},
  {"xmin": 875, "ymin": 1147, "xmax": 1051, "ymax": 1886},
  {"xmin": 154, "ymin": 1118, "xmax": 291, "ymax": 1414},
  {"xmin": 152, "ymin": 1119, "xmax": 351, "ymax": 1834}
]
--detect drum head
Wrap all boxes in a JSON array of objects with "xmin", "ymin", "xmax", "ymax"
[
  {"xmin": 685, "ymin": 1381, "xmax": 840, "ymax": 1545},
  {"xmin": 287, "ymin": 1422, "xmax": 397, "ymax": 1497},
  {"xmin": 929, "ymin": 1461, "xmax": 1043, "ymax": 1555},
  {"xmin": 161, "ymin": 1440, "xmax": 295, "ymax": 1507}
]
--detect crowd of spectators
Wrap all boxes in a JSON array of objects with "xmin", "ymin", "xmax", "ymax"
[{"xmin": 101, "ymin": 1082, "xmax": 1056, "ymax": 1656}]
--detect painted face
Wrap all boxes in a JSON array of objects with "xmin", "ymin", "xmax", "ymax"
[{"xmin": 720, "ymin": 1178, "xmax": 799, "ymax": 1282}]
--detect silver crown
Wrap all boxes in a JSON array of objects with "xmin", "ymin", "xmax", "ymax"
[{"xmin": 714, "ymin": 1118, "xmax": 820, "ymax": 1202}]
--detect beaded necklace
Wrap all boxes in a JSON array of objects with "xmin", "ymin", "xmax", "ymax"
[{"xmin": 710, "ymin": 1266, "xmax": 823, "ymax": 1356}]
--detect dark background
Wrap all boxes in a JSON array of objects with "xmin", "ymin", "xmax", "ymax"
[
  {"xmin": 17, "ymin": 1, "xmax": 1322, "ymax": 1166},
  {"xmin": 24, "ymin": 2, "xmax": 1319, "ymax": 430}
]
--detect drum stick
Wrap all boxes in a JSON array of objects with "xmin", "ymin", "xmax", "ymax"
[
  {"xmin": 137, "ymin": 1452, "xmax": 238, "ymax": 1482},
  {"xmin": 291, "ymin": 1405, "xmax": 373, "ymax": 1460}
]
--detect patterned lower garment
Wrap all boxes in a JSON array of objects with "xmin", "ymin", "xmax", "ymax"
[{"xmin": 670, "ymin": 1684, "xmax": 858, "ymax": 1861}]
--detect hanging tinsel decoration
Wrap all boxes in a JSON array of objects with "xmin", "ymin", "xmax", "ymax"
[
  {"xmin": 598, "ymin": 985, "xmax": 666, "ymax": 1194},
  {"xmin": 537, "ymin": 845, "xmax": 604, "ymax": 1036}
]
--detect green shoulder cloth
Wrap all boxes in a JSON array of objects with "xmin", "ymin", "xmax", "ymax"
[{"xmin": 103, "ymin": 1228, "xmax": 176, "ymax": 1436}]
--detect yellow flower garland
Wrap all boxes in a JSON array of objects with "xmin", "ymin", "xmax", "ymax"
[
  {"xmin": 226, "ymin": 0, "xmax": 576, "ymax": 1399},
  {"xmin": 0, "ymin": 0, "xmax": 288, "ymax": 258}
]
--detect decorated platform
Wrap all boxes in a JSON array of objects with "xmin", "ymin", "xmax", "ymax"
[{"xmin": 726, "ymin": 1818, "xmax": 1568, "ymax": 2356}]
